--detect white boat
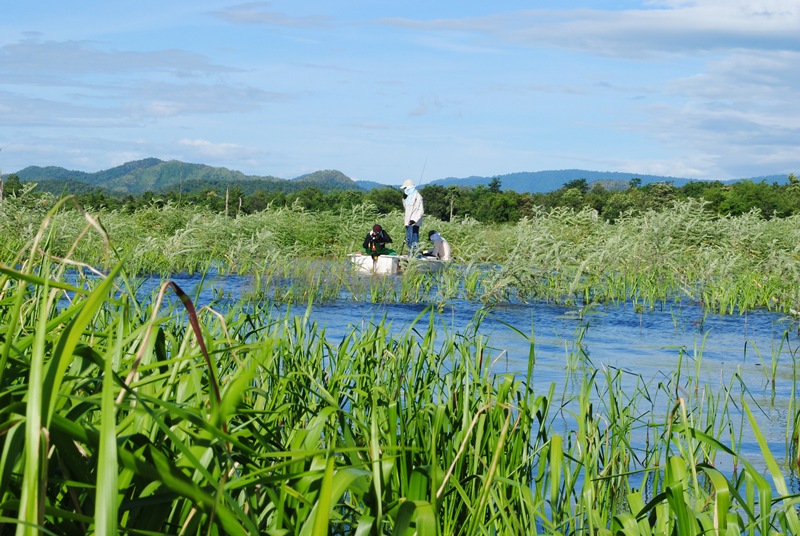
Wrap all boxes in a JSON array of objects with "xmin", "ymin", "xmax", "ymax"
[
  {"xmin": 401, "ymin": 255, "xmax": 447, "ymax": 274},
  {"xmin": 348, "ymin": 254, "xmax": 445, "ymax": 275},
  {"xmin": 348, "ymin": 253, "xmax": 402, "ymax": 275}
]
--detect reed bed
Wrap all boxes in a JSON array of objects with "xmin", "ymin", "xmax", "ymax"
[
  {"xmin": 4, "ymin": 196, "xmax": 800, "ymax": 314},
  {"xmin": 2, "ymin": 268, "xmax": 799, "ymax": 534},
  {"xmin": 2, "ymin": 205, "xmax": 800, "ymax": 534}
]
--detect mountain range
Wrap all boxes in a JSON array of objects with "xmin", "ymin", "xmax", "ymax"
[{"xmin": 10, "ymin": 158, "xmax": 790, "ymax": 196}]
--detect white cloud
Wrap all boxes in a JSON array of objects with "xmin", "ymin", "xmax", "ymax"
[
  {"xmin": 126, "ymin": 82, "xmax": 288, "ymax": 117},
  {"xmin": 177, "ymin": 138, "xmax": 253, "ymax": 159},
  {"xmin": 212, "ymin": 2, "xmax": 332, "ymax": 28},
  {"xmin": 0, "ymin": 36, "xmax": 288, "ymax": 128},
  {"xmin": 409, "ymin": 95, "xmax": 445, "ymax": 117},
  {"xmin": 0, "ymin": 38, "xmax": 239, "ymax": 80},
  {"xmin": 3, "ymin": 2, "xmax": 797, "ymax": 182},
  {"xmin": 380, "ymin": 1, "xmax": 800, "ymax": 58}
]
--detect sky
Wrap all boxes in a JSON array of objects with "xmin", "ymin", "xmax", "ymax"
[{"xmin": 1, "ymin": 1, "xmax": 799, "ymax": 185}]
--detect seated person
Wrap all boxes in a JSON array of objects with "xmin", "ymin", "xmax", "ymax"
[
  {"xmin": 362, "ymin": 224, "xmax": 395, "ymax": 257},
  {"xmin": 423, "ymin": 230, "xmax": 451, "ymax": 261}
]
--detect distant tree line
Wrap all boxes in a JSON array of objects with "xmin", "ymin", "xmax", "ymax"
[{"xmin": 3, "ymin": 172, "xmax": 800, "ymax": 222}]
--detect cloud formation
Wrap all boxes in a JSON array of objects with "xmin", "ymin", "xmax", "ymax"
[{"xmin": 1, "ymin": 1, "xmax": 797, "ymax": 182}]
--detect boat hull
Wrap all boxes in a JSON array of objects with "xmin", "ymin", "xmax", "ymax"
[
  {"xmin": 348, "ymin": 254, "xmax": 445, "ymax": 275},
  {"xmin": 348, "ymin": 254, "xmax": 402, "ymax": 275}
]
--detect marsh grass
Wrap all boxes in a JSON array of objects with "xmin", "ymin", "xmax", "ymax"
[
  {"xmin": 3, "ymin": 198, "xmax": 800, "ymax": 534},
  {"xmin": 6, "ymin": 196, "xmax": 800, "ymax": 313},
  {"xmin": 0, "ymin": 257, "xmax": 546, "ymax": 533}
]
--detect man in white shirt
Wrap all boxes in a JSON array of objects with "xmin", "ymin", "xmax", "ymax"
[
  {"xmin": 400, "ymin": 179, "xmax": 424, "ymax": 254},
  {"xmin": 424, "ymin": 230, "xmax": 451, "ymax": 261}
]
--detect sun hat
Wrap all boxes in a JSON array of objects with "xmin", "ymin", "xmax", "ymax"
[
  {"xmin": 401, "ymin": 179, "xmax": 414, "ymax": 189},
  {"xmin": 373, "ymin": 224, "xmax": 382, "ymax": 232},
  {"xmin": 428, "ymin": 230, "xmax": 436, "ymax": 238}
]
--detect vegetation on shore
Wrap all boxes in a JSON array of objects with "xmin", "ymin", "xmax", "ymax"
[
  {"xmin": 2, "ymin": 191, "xmax": 800, "ymax": 314},
  {"xmin": 4, "ymin": 167, "xmax": 800, "ymax": 224}
]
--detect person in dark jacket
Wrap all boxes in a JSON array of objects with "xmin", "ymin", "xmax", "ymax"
[{"xmin": 362, "ymin": 224, "xmax": 395, "ymax": 258}]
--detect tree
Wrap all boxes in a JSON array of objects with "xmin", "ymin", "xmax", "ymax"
[
  {"xmin": 419, "ymin": 185, "xmax": 451, "ymax": 221},
  {"xmin": 584, "ymin": 183, "xmax": 610, "ymax": 215},
  {"xmin": 642, "ymin": 182, "xmax": 677, "ymax": 211},
  {"xmin": 488, "ymin": 176, "xmax": 502, "ymax": 193},
  {"xmin": 243, "ymin": 190, "xmax": 285, "ymax": 213},
  {"xmin": 228, "ymin": 184, "xmax": 245, "ymax": 217},
  {"xmin": 199, "ymin": 189, "xmax": 224, "ymax": 212},
  {"xmin": 327, "ymin": 189, "xmax": 364, "ymax": 210},
  {"xmin": 560, "ymin": 188, "xmax": 584, "ymax": 210},
  {"xmin": 78, "ymin": 188, "xmax": 121, "ymax": 210},
  {"xmin": 2, "ymin": 174, "xmax": 23, "ymax": 197},
  {"xmin": 287, "ymin": 187, "xmax": 326, "ymax": 211},
  {"xmin": 364, "ymin": 187, "xmax": 402, "ymax": 215},
  {"xmin": 681, "ymin": 180, "xmax": 725, "ymax": 213},
  {"xmin": 719, "ymin": 180, "xmax": 779, "ymax": 217},
  {"xmin": 446, "ymin": 186, "xmax": 463, "ymax": 221},
  {"xmin": 467, "ymin": 187, "xmax": 521, "ymax": 223},
  {"xmin": 563, "ymin": 178, "xmax": 589, "ymax": 194},
  {"xmin": 603, "ymin": 192, "xmax": 636, "ymax": 222}
]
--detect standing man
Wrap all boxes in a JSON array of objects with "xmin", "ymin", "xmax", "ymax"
[{"xmin": 400, "ymin": 179, "xmax": 424, "ymax": 254}]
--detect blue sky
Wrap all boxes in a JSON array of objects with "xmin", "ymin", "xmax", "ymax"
[{"xmin": 1, "ymin": 1, "xmax": 798, "ymax": 185}]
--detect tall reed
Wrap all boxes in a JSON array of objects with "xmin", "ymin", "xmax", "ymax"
[
  {"xmin": 6, "ymin": 196, "xmax": 800, "ymax": 314},
  {"xmin": 3, "ymin": 197, "xmax": 800, "ymax": 534}
]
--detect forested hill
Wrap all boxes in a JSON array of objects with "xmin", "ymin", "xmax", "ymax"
[
  {"xmin": 430, "ymin": 170, "xmax": 787, "ymax": 193},
  {"xmin": 12, "ymin": 158, "xmax": 790, "ymax": 197},
  {"xmin": 15, "ymin": 159, "xmax": 361, "ymax": 196}
]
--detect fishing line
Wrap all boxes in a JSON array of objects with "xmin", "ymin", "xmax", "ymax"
[{"xmin": 418, "ymin": 157, "xmax": 427, "ymax": 186}]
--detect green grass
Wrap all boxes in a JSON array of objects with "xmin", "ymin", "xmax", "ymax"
[
  {"xmin": 3, "ymin": 198, "xmax": 800, "ymax": 534},
  {"xmin": 6, "ymin": 196, "xmax": 800, "ymax": 313},
  {"xmin": 2, "ymin": 257, "xmax": 800, "ymax": 533}
]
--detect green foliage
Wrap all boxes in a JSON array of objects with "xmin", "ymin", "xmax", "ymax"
[
  {"xmin": 3, "ymin": 208, "xmax": 800, "ymax": 534},
  {"xmin": 365, "ymin": 187, "xmax": 403, "ymax": 215},
  {"xmin": 5, "ymin": 195, "xmax": 800, "ymax": 314},
  {"xmin": 562, "ymin": 178, "xmax": 589, "ymax": 194},
  {"xmin": 13, "ymin": 164, "xmax": 800, "ymax": 225},
  {"xmin": 1, "ymin": 173, "xmax": 23, "ymax": 197},
  {"xmin": 0, "ymin": 240, "xmax": 542, "ymax": 534}
]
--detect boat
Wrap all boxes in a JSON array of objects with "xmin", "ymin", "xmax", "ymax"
[
  {"xmin": 401, "ymin": 255, "xmax": 447, "ymax": 274},
  {"xmin": 348, "ymin": 253, "xmax": 402, "ymax": 275},
  {"xmin": 348, "ymin": 253, "xmax": 445, "ymax": 275}
]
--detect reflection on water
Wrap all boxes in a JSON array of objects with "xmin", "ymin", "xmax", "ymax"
[{"xmin": 124, "ymin": 270, "xmax": 800, "ymax": 487}]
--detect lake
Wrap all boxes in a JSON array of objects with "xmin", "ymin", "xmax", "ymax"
[{"xmin": 133, "ymin": 269, "xmax": 800, "ymax": 492}]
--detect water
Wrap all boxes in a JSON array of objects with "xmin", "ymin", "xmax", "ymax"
[{"xmin": 126, "ymin": 270, "xmax": 800, "ymax": 486}]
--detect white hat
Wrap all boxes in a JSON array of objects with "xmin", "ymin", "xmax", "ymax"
[{"xmin": 401, "ymin": 179, "xmax": 414, "ymax": 189}]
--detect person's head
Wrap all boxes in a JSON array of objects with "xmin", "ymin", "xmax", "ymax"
[
  {"xmin": 373, "ymin": 224, "xmax": 382, "ymax": 233},
  {"xmin": 428, "ymin": 230, "xmax": 436, "ymax": 239},
  {"xmin": 401, "ymin": 179, "xmax": 414, "ymax": 191}
]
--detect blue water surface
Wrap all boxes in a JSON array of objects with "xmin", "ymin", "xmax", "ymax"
[{"xmin": 124, "ymin": 269, "xmax": 800, "ymax": 490}]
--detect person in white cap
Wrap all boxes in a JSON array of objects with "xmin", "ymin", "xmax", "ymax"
[
  {"xmin": 400, "ymin": 179, "xmax": 424, "ymax": 254},
  {"xmin": 423, "ymin": 230, "xmax": 451, "ymax": 261}
]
